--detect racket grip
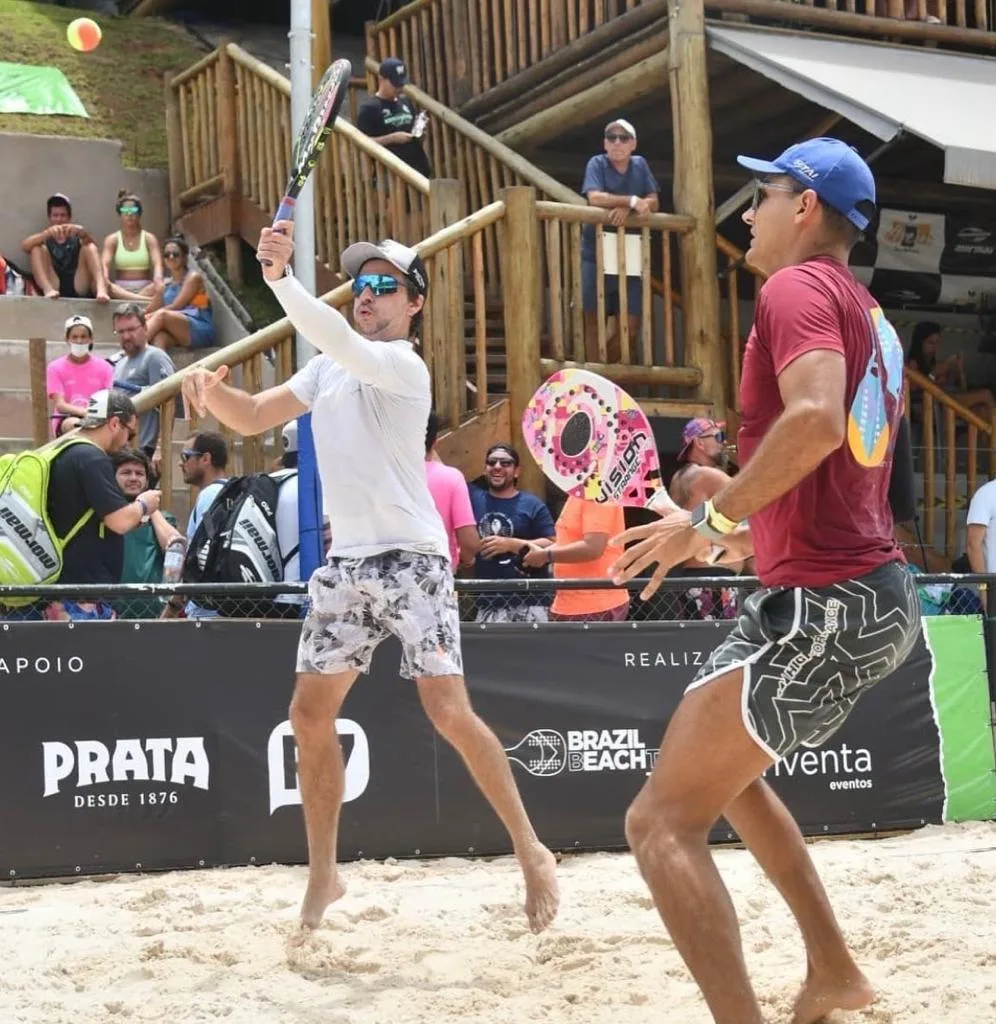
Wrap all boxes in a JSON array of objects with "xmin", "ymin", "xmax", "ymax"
[
  {"xmin": 260, "ymin": 197, "xmax": 297, "ymax": 267},
  {"xmin": 273, "ymin": 196, "xmax": 297, "ymax": 225}
]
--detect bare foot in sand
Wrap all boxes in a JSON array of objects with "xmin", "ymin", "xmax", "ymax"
[
  {"xmin": 519, "ymin": 844, "xmax": 559, "ymax": 933},
  {"xmin": 791, "ymin": 968, "xmax": 876, "ymax": 1024},
  {"xmin": 299, "ymin": 868, "xmax": 346, "ymax": 930},
  {"xmin": 44, "ymin": 289, "xmax": 59, "ymax": 300}
]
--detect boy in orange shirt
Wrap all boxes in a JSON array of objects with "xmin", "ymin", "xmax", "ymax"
[{"xmin": 522, "ymin": 496, "xmax": 629, "ymax": 621}]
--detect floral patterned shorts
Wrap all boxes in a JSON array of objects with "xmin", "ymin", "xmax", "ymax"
[{"xmin": 296, "ymin": 550, "xmax": 463, "ymax": 679}]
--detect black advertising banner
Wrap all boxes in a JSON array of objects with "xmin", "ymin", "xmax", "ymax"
[
  {"xmin": 450, "ymin": 624, "xmax": 945, "ymax": 853},
  {"xmin": 0, "ymin": 618, "xmax": 977, "ymax": 879}
]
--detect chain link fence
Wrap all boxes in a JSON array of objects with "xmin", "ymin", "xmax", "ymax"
[{"xmin": 0, "ymin": 572, "xmax": 989, "ymax": 624}]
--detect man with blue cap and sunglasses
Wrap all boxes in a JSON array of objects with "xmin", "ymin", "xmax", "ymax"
[
  {"xmin": 610, "ymin": 138, "xmax": 918, "ymax": 1023},
  {"xmin": 179, "ymin": 226, "xmax": 560, "ymax": 939}
]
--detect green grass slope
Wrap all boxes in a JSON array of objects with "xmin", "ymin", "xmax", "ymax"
[{"xmin": 0, "ymin": 0, "xmax": 206, "ymax": 168}]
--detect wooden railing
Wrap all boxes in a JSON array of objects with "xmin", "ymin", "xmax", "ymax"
[
  {"xmin": 904, "ymin": 368, "xmax": 996, "ymax": 561},
  {"xmin": 367, "ymin": 0, "xmax": 652, "ymax": 108},
  {"xmin": 166, "ymin": 44, "xmax": 432, "ymax": 276},
  {"xmin": 364, "ymin": 58, "xmax": 579, "ymax": 292},
  {"xmin": 710, "ymin": 0, "xmax": 991, "ymax": 36},
  {"xmin": 536, "ymin": 203, "xmax": 698, "ymax": 391},
  {"xmin": 132, "ymin": 189, "xmax": 546, "ymax": 504}
]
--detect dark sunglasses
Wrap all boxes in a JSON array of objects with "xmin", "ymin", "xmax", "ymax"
[
  {"xmin": 604, "ymin": 133, "xmax": 632, "ymax": 143},
  {"xmin": 703, "ymin": 430, "xmax": 726, "ymax": 444},
  {"xmin": 163, "ymin": 249, "xmax": 183, "ymax": 258},
  {"xmin": 180, "ymin": 448, "xmax": 202, "ymax": 461},
  {"xmin": 750, "ymin": 179, "xmax": 801, "ymax": 213},
  {"xmin": 352, "ymin": 273, "xmax": 400, "ymax": 297},
  {"xmin": 486, "ymin": 457, "xmax": 515, "ymax": 467}
]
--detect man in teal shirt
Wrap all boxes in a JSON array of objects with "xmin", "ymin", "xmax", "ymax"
[{"xmin": 111, "ymin": 448, "xmax": 183, "ymax": 618}]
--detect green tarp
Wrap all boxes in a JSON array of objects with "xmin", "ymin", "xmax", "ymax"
[{"xmin": 0, "ymin": 62, "xmax": 88, "ymax": 118}]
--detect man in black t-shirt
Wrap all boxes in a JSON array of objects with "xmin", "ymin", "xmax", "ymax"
[
  {"xmin": 45, "ymin": 389, "xmax": 162, "ymax": 620},
  {"xmin": 356, "ymin": 58, "xmax": 432, "ymax": 179}
]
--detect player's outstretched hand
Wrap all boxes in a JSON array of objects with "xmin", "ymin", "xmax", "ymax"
[
  {"xmin": 181, "ymin": 365, "xmax": 229, "ymax": 419},
  {"xmin": 609, "ymin": 510, "xmax": 712, "ymax": 601},
  {"xmin": 257, "ymin": 221, "xmax": 296, "ymax": 280}
]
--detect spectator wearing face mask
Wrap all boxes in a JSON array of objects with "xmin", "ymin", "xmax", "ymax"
[{"xmin": 46, "ymin": 314, "xmax": 114, "ymax": 437}]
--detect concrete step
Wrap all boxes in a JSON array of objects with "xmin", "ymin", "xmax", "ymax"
[
  {"xmin": 0, "ymin": 296, "xmax": 123, "ymax": 342},
  {"xmin": 0, "ymin": 389, "xmax": 32, "ymax": 436}
]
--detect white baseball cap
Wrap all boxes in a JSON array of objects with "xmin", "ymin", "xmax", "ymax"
[
  {"xmin": 64, "ymin": 314, "xmax": 93, "ymax": 336},
  {"xmin": 340, "ymin": 238, "xmax": 429, "ymax": 297},
  {"xmin": 605, "ymin": 118, "xmax": 637, "ymax": 140}
]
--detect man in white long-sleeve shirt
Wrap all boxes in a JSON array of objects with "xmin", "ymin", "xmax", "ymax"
[{"xmin": 180, "ymin": 224, "xmax": 559, "ymax": 935}]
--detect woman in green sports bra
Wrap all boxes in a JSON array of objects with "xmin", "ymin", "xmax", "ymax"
[{"xmin": 101, "ymin": 190, "xmax": 164, "ymax": 301}]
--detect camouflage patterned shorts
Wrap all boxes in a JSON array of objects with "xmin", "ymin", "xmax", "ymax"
[{"xmin": 296, "ymin": 550, "xmax": 463, "ymax": 679}]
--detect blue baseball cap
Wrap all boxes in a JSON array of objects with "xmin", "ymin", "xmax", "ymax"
[{"xmin": 737, "ymin": 138, "xmax": 876, "ymax": 230}]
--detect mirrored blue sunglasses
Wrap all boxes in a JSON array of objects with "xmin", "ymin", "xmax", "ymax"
[{"xmin": 351, "ymin": 273, "xmax": 400, "ymax": 297}]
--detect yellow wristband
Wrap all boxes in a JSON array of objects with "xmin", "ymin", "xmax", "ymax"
[{"xmin": 705, "ymin": 499, "xmax": 739, "ymax": 536}]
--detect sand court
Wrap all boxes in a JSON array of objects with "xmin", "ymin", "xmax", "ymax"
[{"xmin": 3, "ymin": 821, "xmax": 995, "ymax": 1024}]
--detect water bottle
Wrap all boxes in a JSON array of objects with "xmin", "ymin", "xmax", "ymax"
[{"xmin": 162, "ymin": 537, "xmax": 187, "ymax": 585}]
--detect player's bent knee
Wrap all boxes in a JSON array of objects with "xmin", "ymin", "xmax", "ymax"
[{"xmin": 625, "ymin": 790, "xmax": 706, "ymax": 859}]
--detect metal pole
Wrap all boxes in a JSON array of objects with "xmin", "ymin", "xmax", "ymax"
[
  {"xmin": 289, "ymin": 0, "xmax": 318, "ymax": 365},
  {"xmin": 289, "ymin": 0, "xmax": 323, "ymax": 579}
]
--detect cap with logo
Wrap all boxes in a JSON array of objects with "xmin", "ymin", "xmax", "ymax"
[
  {"xmin": 678, "ymin": 417, "xmax": 724, "ymax": 461},
  {"xmin": 737, "ymin": 137, "xmax": 876, "ymax": 231},
  {"xmin": 379, "ymin": 57, "xmax": 408, "ymax": 87},
  {"xmin": 81, "ymin": 388, "xmax": 134, "ymax": 429},
  {"xmin": 605, "ymin": 118, "xmax": 636, "ymax": 141},
  {"xmin": 64, "ymin": 314, "xmax": 93, "ymax": 337},
  {"xmin": 340, "ymin": 238, "xmax": 429, "ymax": 297}
]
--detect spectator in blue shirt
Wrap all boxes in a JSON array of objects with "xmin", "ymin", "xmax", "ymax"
[
  {"xmin": 580, "ymin": 118, "xmax": 660, "ymax": 364},
  {"xmin": 470, "ymin": 444, "xmax": 556, "ymax": 623}
]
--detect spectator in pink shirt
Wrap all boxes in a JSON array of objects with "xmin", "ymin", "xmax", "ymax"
[
  {"xmin": 425, "ymin": 410, "xmax": 478, "ymax": 569},
  {"xmin": 46, "ymin": 314, "xmax": 114, "ymax": 436}
]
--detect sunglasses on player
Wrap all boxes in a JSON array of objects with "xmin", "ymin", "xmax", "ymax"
[
  {"xmin": 486, "ymin": 457, "xmax": 516, "ymax": 467},
  {"xmin": 351, "ymin": 273, "xmax": 401, "ymax": 297},
  {"xmin": 118, "ymin": 204, "xmax": 141, "ymax": 216},
  {"xmin": 604, "ymin": 133, "xmax": 632, "ymax": 143},
  {"xmin": 163, "ymin": 249, "xmax": 183, "ymax": 259}
]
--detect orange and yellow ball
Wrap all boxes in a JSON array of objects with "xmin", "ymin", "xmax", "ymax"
[{"xmin": 67, "ymin": 17, "xmax": 102, "ymax": 53}]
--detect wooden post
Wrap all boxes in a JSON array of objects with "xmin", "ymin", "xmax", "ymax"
[
  {"xmin": 668, "ymin": 0, "xmax": 725, "ymax": 415},
  {"xmin": 29, "ymin": 338, "xmax": 48, "ymax": 448},
  {"xmin": 312, "ymin": 0, "xmax": 332, "ymax": 87},
  {"xmin": 449, "ymin": 0, "xmax": 473, "ymax": 107},
  {"xmin": 364, "ymin": 22, "xmax": 379, "ymax": 92},
  {"xmin": 164, "ymin": 73, "xmax": 184, "ymax": 224},
  {"xmin": 428, "ymin": 179, "xmax": 464, "ymax": 426},
  {"xmin": 158, "ymin": 401, "xmax": 174, "ymax": 516},
  {"xmin": 216, "ymin": 44, "xmax": 243, "ymax": 287},
  {"xmin": 500, "ymin": 186, "xmax": 544, "ymax": 497}
]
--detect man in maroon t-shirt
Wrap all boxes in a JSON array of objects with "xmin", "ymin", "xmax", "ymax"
[{"xmin": 608, "ymin": 139, "xmax": 920, "ymax": 1024}]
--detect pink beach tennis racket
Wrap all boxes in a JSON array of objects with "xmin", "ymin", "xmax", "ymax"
[{"xmin": 521, "ymin": 368, "xmax": 722, "ymax": 558}]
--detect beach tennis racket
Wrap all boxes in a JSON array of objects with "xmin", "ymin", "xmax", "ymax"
[
  {"xmin": 521, "ymin": 368, "xmax": 723, "ymax": 559},
  {"xmin": 262, "ymin": 57, "xmax": 352, "ymax": 264}
]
